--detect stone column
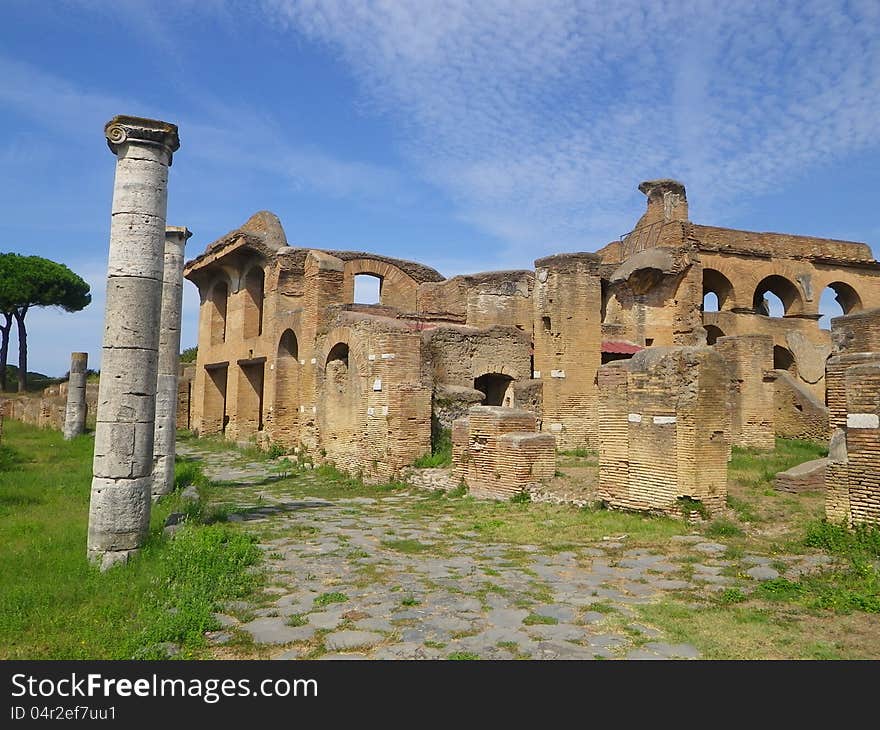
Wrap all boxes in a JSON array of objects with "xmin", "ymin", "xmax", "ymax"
[
  {"xmin": 87, "ymin": 115, "xmax": 180, "ymax": 569},
  {"xmin": 152, "ymin": 226, "xmax": 192, "ymax": 497},
  {"xmin": 62, "ymin": 352, "xmax": 89, "ymax": 439}
]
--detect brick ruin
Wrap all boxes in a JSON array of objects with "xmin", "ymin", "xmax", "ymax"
[
  {"xmin": 178, "ymin": 178, "xmax": 880, "ymax": 507},
  {"xmin": 825, "ymin": 308, "xmax": 880, "ymax": 527}
]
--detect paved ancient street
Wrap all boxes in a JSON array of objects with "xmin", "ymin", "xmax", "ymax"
[{"xmin": 178, "ymin": 441, "xmax": 830, "ymax": 660}]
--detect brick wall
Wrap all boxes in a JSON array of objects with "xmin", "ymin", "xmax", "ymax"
[
  {"xmin": 597, "ymin": 347, "xmax": 730, "ymax": 515},
  {"xmin": 826, "ymin": 308, "xmax": 880, "ymax": 526},
  {"xmin": 452, "ymin": 406, "xmax": 555, "ymax": 498}
]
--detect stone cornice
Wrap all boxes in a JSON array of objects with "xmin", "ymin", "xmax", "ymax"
[{"xmin": 104, "ymin": 115, "xmax": 180, "ymax": 162}]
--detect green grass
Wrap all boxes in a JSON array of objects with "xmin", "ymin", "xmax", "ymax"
[
  {"xmin": 523, "ymin": 613, "xmax": 558, "ymax": 625},
  {"xmin": 705, "ymin": 519, "xmax": 745, "ymax": 538},
  {"xmin": 447, "ymin": 651, "xmax": 480, "ymax": 660},
  {"xmin": 0, "ymin": 420, "xmax": 262, "ymax": 659},
  {"xmin": 313, "ymin": 592, "xmax": 348, "ymax": 607},
  {"xmin": 749, "ymin": 519, "xmax": 880, "ymax": 614},
  {"xmin": 382, "ymin": 538, "xmax": 431, "ymax": 554},
  {"xmin": 730, "ymin": 438, "xmax": 827, "ymax": 487}
]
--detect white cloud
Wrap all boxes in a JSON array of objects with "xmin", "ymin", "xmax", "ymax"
[{"xmin": 263, "ymin": 0, "xmax": 880, "ymax": 258}]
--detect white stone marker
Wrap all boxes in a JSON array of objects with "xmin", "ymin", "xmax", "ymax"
[
  {"xmin": 87, "ymin": 115, "xmax": 180, "ymax": 569},
  {"xmin": 152, "ymin": 226, "xmax": 192, "ymax": 497},
  {"xmin": 62, "ymin": 352, "xmax": 88, "ymax": 440}
]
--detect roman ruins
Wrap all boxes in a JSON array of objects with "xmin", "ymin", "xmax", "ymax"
[
  {"xmin": 62, "ymin": 351, "xmax": 88, "ymax": 440},
  {"xmin": 178, "ymin": 178, "xmax": 880, "ymax": 512},
  {"xmin": 153, "ymin": 226, "xmax": 192, "ymax": 497},
  {"xmin": 86, "ymin": 115, "xmax": 180, "ymax": 569},
  {"xmin": 4, "ymin": 166, "xmax": 879, "ymax": 529}
]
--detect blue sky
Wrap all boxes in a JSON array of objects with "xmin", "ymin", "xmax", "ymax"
[{"xmin": 1, "ymin": 0, "xmax": 879, "ymax": 376}]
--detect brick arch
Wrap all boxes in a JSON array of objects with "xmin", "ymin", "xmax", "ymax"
[
  {"xmin": 272, "ymin": 328, "xmax": 302, "ymax": 448},
  {"xmin": 318, "ymin": 326, "xmax": 357, "ymax": 375},
  {"xmin": 752, "ymin": 274, "xmax": 805, "ymax": 316},
  {"xmin": 812, "ymin": 272, "xmax": 866, "ymax": 309},
  {"xmin": 702, "ymin": 268, "xmax": 735, "ymax": 311},
  {"xmin": 343, "ymin": 259, "xmax": 420, "ymax": 310}
]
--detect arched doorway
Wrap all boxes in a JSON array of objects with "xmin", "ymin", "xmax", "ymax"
[
  {"xmin": 273, "ymin": 329, "xmax": 300, "ymax": 447},
  {"xmin": 320, "ymin": 342, "xmax": 359, "ymax": 460},
  {"xmin": 474, "ymin": 373, "xmax": 514, "ymax": 406}
]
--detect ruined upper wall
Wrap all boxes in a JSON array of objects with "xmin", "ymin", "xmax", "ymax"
[
  {"xmin": 183, "ymin": 212, "xmax": 444, "ymax": 286},
  {"xmin": 690, "ymin": 224, "xmax": 875, "ymax": 266}
]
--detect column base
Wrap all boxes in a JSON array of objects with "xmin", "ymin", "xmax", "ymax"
[{"xmin": 88, "ymin": 547, "xmax": 140, "ymax": 572}]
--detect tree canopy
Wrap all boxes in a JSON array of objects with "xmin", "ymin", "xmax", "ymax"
[
  {"xmin": 0, "ymin": 253, "xmax": 91, "ymax": 391},
  {"xmin": 0, "ymin": 253, "xmax": 92, "ymax": 313}
]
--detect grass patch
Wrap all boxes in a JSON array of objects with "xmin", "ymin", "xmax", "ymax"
[
  {"xmin": 523, "ymin": 613, "xmax": 558, "ymax": 625},
  {"xmin": 730, "ymin": 438, "xmax": 826, "ymax": 488},
  {"xmin": 0, "ymin": 420, "xmax": 262, "ymax": 659},
  {"xmin": 382, "ymin": 539, "xmax": 431, "ymax": 554},
  {"xmin": 413, "ymin": 427, "xmax": 452, "ymax": 468},
  {"xmin": 285, "ymin": 614, "xmax": 308, "ymax": 627},
  {"xmin": 313, "ymin": 592, "xmax": 348, "ymax": 607},
  {"xmin": 447, "ymin": 651, "xmax": 480, "ymax": 660},
  {"xmin": 705, "ymin": 519, "xmax": 745, "ymax": 538}
]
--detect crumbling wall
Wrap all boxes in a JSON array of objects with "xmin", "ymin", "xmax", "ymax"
[
  {"xmin": 422, "ymin": 324, "xmax": 531, "ymax": 401},
  {"xmin": 715, "ymin": 334, "xmax": 775, "ymax": 449},
  {"xmin": 826, "ymin": 308, "xmax": 880, "ymax": 526},
  {"xmin": 316, "ymin": 324, "xmax": 431, "ymax": 480},
  {"xmin": 452, "ymin": 406, "xmax": 555, "ymax": 498},
  {"xmin": 1, "ymin": 381, "xmax": 99, "ymax": 432},
  {"xmin": 770, "ymin": 370, "xmax": 829, "ymax": 441},
  {"xmin": 597, "ymin": 347, "xmax": 730, "ymax": 516},
  {"xmin": 176, "ymin": 363, "xmax": 194, "ymax": 430}
]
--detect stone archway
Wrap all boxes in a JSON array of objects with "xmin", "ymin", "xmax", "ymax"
[{"xmin": 273, "ymin": 329, "xmax": 300, "ymax": 447}]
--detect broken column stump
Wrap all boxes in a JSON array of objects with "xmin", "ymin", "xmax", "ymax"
[{"xmin": 62, "ymin": 352, "xmax": 89, "ymax": 440}]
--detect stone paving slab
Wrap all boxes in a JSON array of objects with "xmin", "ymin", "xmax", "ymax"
[{"xmin": 180, "ymin": 439, "xmax": 828, "ymax": 661}]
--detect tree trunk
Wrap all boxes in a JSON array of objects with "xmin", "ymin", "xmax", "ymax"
[
  {"xmin": 0, "ymin": 312, "xmax": 11, "ymax": 392},
  {"xmin": 14, "ymin": 306, "xmax": 27, "ymax": 393}
]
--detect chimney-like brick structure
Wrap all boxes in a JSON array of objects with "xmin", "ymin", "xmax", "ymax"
[
  {"xmin": 532, "ymin": 253, "xmax": 602, "ymax": 450},
  {"xmin": 634, "ymin": 179, "xmax": 688, "ymax": 229},
  {"xmin": 826, "ymin": 308, "xmax": 880, "ymax": 526},
  {"xmin": 452, "ymin": 405, "xmax": 556, "ymax": 498},
  {"xmin": 598, "ymin": 346, "xmax": 731, "ymax": 516}
]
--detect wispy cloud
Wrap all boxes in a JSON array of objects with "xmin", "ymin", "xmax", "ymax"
[
  {"xmin": 0, "ymin": 54, "xmax": 412, "ymax": 214},
  {"xmin": 264, "ymin": 0, "xmax": 880, "ymax": 257}
]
